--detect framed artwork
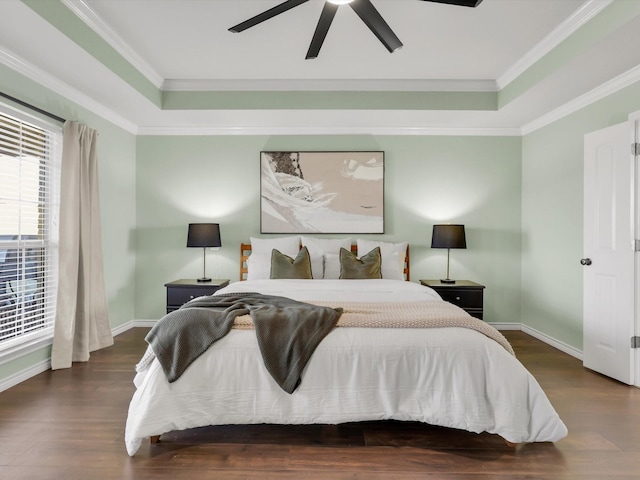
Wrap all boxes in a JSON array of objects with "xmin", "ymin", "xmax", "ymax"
[{"xmin": 260, "ymin": 151, "xmax": 384, "ymax": 234}]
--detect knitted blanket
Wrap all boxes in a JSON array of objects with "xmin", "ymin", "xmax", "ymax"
[
  {"xmin": 232, "ymin": 300, "xmax": 514, "ymax": 356},
  {"xmin": 145, "ymin": 293, "xmax": 342, "ymax": 393}
]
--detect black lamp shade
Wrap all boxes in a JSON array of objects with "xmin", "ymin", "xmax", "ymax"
[
  {"xmin": 187, "ymin": 223, "xmax": 221, "ymax": 248},
  {"xmin": 431, "ymin": 224, "xmax": 466, "ymax": 249}
]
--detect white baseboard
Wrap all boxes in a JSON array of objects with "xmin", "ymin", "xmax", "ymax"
[
  {"xmin": 129, "ymin": 319, "xmax": 159, "ymax": 328},
  {"xmin": 0, "ymin": 318, "xmax": 160, "ymax": 393},
  {"xmin": 520, "ymin": 324, "xmax": 583, "ymax": 360},
  {"xmin": 111, "ymin": 318, "xmax": 157, "ymax": 336},
  {"xmin": 0, "ymin": 358, "xmax": 51, "ymax": 392},
  {"xmin": 491, "ymin": 321, "xmax": 583, "ymax": 360},
  {"xmin": 488, "ymin": 322, "xmax": 521, "ymax": 330},
  {"xmin": 111, "ymin": 320, "xmax": 135, "ymax": 337}
]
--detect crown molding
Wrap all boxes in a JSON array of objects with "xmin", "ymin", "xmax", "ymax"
[
  {"xmin": 137, "ymin": 125, "xmax": 521, "ymax": 136},
  {"xmin": 162, "ymin": 78, "xmax": 498, "ymax": 92},
  {"xmin": 5, "ymin": 34, "xmax": 636, "ymax": 138},
  {"xmin": 61, "ymin": 0, "xmax": 164, "ymax": 89},
  {"xmin": 497, "ymin": 0, "xmax": 613, "ymax": 90},
  {"xmin": 521, "ymin": 63, "xmax": 640, "ymax": 135},
  {"xmin": 58, "ymin": 0, "xmax": 498, "ymax": 95},
  {"xmin": 0, "ymin": 47, "xmax": 137, "ymax": 134},
  {"xmin": 60, "ymin": 0, "xmax": 609, "ymax": 97}
]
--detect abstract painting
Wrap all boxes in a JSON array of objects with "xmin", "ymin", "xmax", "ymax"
[{"xmin": 260, "ymin": 151, "xmax": 384, "ymax": 234}]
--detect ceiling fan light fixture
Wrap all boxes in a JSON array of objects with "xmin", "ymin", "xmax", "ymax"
[{"xmin": 230, "ymin": 0, "xmax": 483, "ymax": 58}]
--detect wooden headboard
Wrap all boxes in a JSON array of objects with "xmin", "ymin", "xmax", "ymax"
[{"xmin": 240, "ymin": 243, "xmax": 410, "ymax": 281}]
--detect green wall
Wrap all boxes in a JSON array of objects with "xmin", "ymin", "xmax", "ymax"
[
  {"xmin": 135, "ymin": 135, "xmax": 522, "ymax": 323},
  {"xmin": 521, "ymin": 82, "xmax": 640, "ymax": 350},
  {"xmin": 0, "ymin": 64, "xmax": 137, "ymax": 383}
]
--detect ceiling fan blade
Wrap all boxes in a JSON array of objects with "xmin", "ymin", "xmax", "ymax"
[
  {"xmin": 349, "ymin": 0, "xmax": 403, "ymax": 53},
  {"xmin": 229, "ymin": 0, "xmax": 309, "ymax": 33},
  {"xmin": 305, "ymin": 2, "xmax": 339, "ymax": 60},
  {"xmin": 422, "ymin": 0, "xmax": 484, "ymax": 7}
]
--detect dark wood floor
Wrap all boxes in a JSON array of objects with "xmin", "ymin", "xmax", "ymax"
[{"xmin": 1, "ymin": 328, "xmax": 639, "ymax": 479}]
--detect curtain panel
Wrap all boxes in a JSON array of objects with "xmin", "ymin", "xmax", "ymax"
[{"xmin": 51, "ymin": 121, "xmax": 112, "ymax": 370}]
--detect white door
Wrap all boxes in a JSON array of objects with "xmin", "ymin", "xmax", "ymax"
[{"xmin": 583, "ymin": 122, "xmax": 635, "ymax": 385}]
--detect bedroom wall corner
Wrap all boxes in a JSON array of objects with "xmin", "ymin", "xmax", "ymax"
[{"xmin": 521, "ymin": 80, "xmax": 640, "ymax": 351}]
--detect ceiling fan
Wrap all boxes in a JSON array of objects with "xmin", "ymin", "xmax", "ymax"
[{"xmin": 229, "ymin": 0, "xmax": 483, "ymax": 59}]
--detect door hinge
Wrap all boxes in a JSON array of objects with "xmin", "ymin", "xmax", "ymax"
[
  {"xmin": 632, "ymin": 336, "xmax": 640, "ymax": 349},
  {"xmin": 635, "ymin": 240, "xmax": 640, "ymax": 252},
  {"xmin": 633, "ymin": 143, "xmax": 640, "ymax": 156}
]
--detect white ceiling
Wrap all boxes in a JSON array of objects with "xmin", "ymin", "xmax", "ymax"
[
  {"xmin": 88, "ymin": 0, "xmax": 583, "ymax": 82},
  {"xmin": 1, "ymin": 0, "xmax": 639, "ymax": 134}
]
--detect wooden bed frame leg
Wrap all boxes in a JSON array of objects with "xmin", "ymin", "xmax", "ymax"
[{"xmin": 150, "ymin": 435, "xmax": 160, "ymax": 444}]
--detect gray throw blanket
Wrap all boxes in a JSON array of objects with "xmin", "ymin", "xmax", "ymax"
[{"xmin": 145, "ymin": 293, "xmax": 343, "ymax": 393}]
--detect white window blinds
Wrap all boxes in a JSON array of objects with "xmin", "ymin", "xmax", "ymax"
[{"xmin": 0, "ymin": 107, "xmax": 61, "ymax": 351}]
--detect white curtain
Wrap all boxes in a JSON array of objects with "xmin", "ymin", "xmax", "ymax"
[{"xmin": 51, "ymin": 121, "xmax": 113, "ymax": 370}]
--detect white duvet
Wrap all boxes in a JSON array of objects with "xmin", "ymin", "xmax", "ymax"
[{"xmin": 125, "ymin": 279, "xmax": 567, "ymax": 455}]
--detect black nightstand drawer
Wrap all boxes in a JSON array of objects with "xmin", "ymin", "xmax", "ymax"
[
  {"xmin": 436, "ymin": 289, "xmax": 483, "ymax": 309},
  {"xmin": 420, "ymin": 280, "xmax": 485, "ymax": 320},
  {"xmin": 165, "ymin": 279, "xmax": 230, "ymax": 313},
  {"xmin": 167, "ymin": 286, "xmax": 217, "ymax": 306}
]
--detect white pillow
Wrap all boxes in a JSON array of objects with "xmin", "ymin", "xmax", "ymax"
[
  {"xmin": 246, "ymin": 253, "xmax": 271, "ymax": 281},
  {"xmin": 250, "ymin": 236, "xmax": 300, "ymax": 256},
  {"xmin": 323, "ymin": 253, "xmax": 341, "ymax": 279},
  {"xmin": 356, "ymin": 239, "xmax": 408, "ymax": 280},
  {"xmin": 247, "ymin": 236, "xmax": 300, "ymax": 280},
  {"xmin": 308, "ymin": 255, "xmax": 324, "ymax": 280},
  {"xmin": 300, "ymin": 239, "xmax": 323, "ymax": 279},
  {"xmin": 301, "ymin": 236, "xmax": 352, "ymax": 279}
]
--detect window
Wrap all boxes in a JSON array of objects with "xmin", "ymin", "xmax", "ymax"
[{"xmin": 0, "ymin": 105, "xmax": 61, "ymax": 355}]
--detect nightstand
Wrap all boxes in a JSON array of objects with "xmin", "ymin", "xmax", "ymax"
[
  {"xmin": 420, "ymin": 279, "xmax": 485, "ymax": 320},
  {"xmin": 165, "ymin": 279, "xmax": 230, "ymax": 313}
]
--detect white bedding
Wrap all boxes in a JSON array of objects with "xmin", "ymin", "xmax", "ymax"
[
  {"xmin": 125, "ymin": 279, "xmax": 567, "ymax": 455},
  {"xmin": 217, "ymin": 278, "xmax": 442, "ymax": 302}
]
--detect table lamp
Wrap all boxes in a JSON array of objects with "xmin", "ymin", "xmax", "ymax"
[
  {"xmin": 431, "ymin": 224, "xmax": 466, "ymax": 284},
  {"xmin": 187, "ymin": 223, "xmax": 221, "ymax": 282}
]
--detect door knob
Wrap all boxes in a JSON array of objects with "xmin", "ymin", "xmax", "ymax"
[{"xmin": 580, "ymin": 258, "xmax": 592, "ymax": 266}]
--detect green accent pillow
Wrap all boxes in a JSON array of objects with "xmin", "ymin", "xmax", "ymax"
[
  {"xmin": 270, "ymin": 246, "xmax": 313, "ymax": 279},
  {"xmin": 339, "ymin": 247, "xmax": 382, "ymax": 280}
]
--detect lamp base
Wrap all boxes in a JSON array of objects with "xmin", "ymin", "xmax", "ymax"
[
  {"xmin": 440, "ymin": 278, "xmax": 456, "ymax": 284},
  {"xmin": 197, "ymin": 277, "xmax": 212, "ymax": 283}
]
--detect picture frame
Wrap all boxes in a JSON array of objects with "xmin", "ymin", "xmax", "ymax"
[{"xmin": 260, "ymin": 151, "xmax": 384, "ymax": 234}]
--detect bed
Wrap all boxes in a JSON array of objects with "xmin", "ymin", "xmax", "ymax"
[{"xmin": 125, "ymin": 237, "xmax": 567, "ymax": 456}]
